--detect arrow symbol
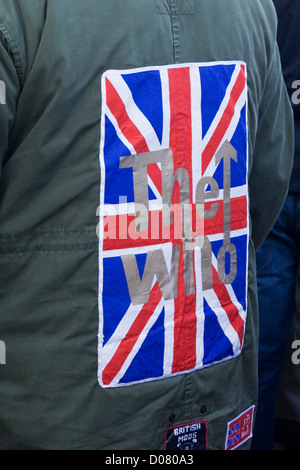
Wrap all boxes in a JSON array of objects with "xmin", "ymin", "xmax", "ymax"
[
  {"xmin": 215, "ymin": 140, "xmax": 238, "ymax": 284},
  {"xmin": 216, "ymin": 140, "xmax": 237, "ymax": 244}
]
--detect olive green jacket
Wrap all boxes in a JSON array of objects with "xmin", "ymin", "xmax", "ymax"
[{"xmin": 0, "ymin": 0, "xmax": 294, "ymax": 450}]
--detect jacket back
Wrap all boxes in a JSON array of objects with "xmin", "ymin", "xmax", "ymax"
[{"xmin": 0, "ymin": 0, "xmax": 294, "ymax": 450}]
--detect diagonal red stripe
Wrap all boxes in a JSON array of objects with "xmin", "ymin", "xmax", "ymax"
[
  {"xmin": 202, "ymin": 66, "xmax": 246, "ymax": 174},
  {"xmin": 105, "ymin": 77, "xmax": 150, "ymax": 154},
  {"xmin": 102, "ymin": 283, "xmax": 162, "ymax": 386},
  {"xmin": 147, "ymin": 163, "xmax": 162, "ymax": 195},
  {"xmin": 212, "ymin": 266, "xmax": 245, "ymax": 345}
]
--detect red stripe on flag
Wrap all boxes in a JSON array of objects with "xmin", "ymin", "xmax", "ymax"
[
  {"xmin": 102, "ymin": 282, "xmax": 163, "ymax": 386},
  {"xmin": 198, "ymin": 195, "xmax": 248, "ymax": 237},
  {"xmin": 172, "ymin": 244, "xmax": 198, "ymax": 373},
  {"xmin": 147, "ymin": 163, "xmax": 162, "ymax": 195},
  {"xmin": 212, "ymin": 267, "xmax": 245, "ymax": 345},
  {"xmin": 105, "ymin": 77, "xmax": 150, "ymax": 154},
  {"xmin": 106, "ymin": 77, "xmax": 163, "ymax": 197},
  {"xmin": 102, "ymin": 208, "xmax": 182, "ymax": 251},
  {"xmin": 202, "ymin": 66, "xmax": 246, "ymax": 174},
  {"xmin": 102, "ymin": 195, "xmax": 247, "ymax": 251},
  {"xmin": 168, "ymin": 67, "xmax": 197, "ymax": 373}
]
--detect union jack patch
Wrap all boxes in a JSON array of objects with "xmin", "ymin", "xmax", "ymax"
[
  {"xmin": 225, "ymin": 406, "xmax": 255, "ymax": 450},
  {"xmin": 98, "ymin": 62, "xmax": 249, "ymax": 387}
]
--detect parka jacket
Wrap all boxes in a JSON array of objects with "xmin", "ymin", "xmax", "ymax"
[{"xmin": 0, "ymin": 0, "xmax": 294, "ymax": 450}]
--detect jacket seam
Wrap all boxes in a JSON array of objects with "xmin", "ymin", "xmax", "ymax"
[
  {"xmin": 169, "ymin": 0, "xmax": 180, "ymax": 63},
  {"xmin": 0, "ymin": 246, "xmax": 97, "ymax": 256},
  {"xmin": 0, "ymin": 17, "xmax": 24, "ymax": 86},
  {"xmin": 0, "ymin": 228, "xmax": 96, "ymax": 238}
]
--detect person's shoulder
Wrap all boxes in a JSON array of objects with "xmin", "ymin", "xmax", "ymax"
[
  {"xmin": 242, "ymin": 0, "xmax": 277, "ymax": 21},
  {"xmin": 236, "ymin": 0, "xmax": 278, "ymax": 47},
  {"xmin": 0, "ymin": 0, "xmax": 48, "ymax": 85},
  {"xmin": 207, "ymin": 0, "xmax": 277, "ymax": 35},
  {"xmin": 232, "ymin": 0, "xmax": 277, "ymax": 23}
]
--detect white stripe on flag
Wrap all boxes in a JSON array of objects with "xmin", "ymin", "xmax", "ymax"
[{"xmin": 107, "ymin": 74, "xmax": 161, "ymax": 152}]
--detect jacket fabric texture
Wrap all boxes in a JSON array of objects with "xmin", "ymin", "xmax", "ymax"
[{"xmin": 0, "ymin": 0, "xmax": 294, "ymax": 450}]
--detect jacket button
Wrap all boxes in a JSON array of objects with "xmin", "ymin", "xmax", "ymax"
[
  {"xmin": 168, "ymin": 412, "xmax": 176, "ymax": 423},
  {"xmin": 200, "ymin": 405, "xmax": 207, "ymax": 414}
]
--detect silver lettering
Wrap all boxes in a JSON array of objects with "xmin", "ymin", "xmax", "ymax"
[
  {"xmin": 196, "ymin": 176, "xmax": 219, "ymax": 219},
  {"xmin": 216, "ymin": 140, "xmax": 238, "ymax": 284},
  {"xmin": 117, "ymin": 141, "xmax": 239, "ymax": 301},
  {"xmin": 121, "ymin": 246, "xmax": 180, "ymax": 305},
  {"xmin": 119, "ymin": 149, "xmax": 175, "ymax": 231}
]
